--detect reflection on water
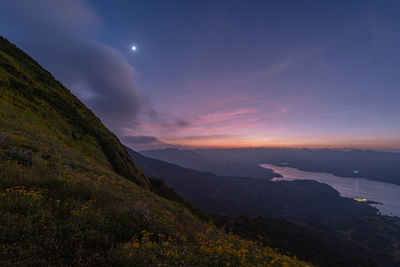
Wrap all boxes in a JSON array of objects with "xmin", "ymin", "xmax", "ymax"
[{"xmin": 261, "ymin": 164, "xmax": 400, "ymax": 217}]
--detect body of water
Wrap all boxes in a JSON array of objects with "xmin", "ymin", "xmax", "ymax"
[{"xmin": 261, "ymin": 164, "xmax": 400, "ymax": 217}]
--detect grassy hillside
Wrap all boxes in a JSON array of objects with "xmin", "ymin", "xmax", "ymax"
[
  {"xmin": 0, "ymin": 36, "xmax": 310, "ymax": 266},
  {"xmin": 0, "ymin": 36, "xmax": 148, "ymax": 188}
]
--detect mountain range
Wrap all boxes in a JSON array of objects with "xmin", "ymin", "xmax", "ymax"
[{"xmin": 142, "ymin": 147, "xmax": 400, "ymax": 185}]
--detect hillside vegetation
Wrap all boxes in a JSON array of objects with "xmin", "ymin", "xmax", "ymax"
[
  {"xmin": 213, "ymin": 215, "xmax": 400, "ymax": 267},
  {"xmin": 0, "ymin": 36, "xmax": 310, "ymax": 266}
]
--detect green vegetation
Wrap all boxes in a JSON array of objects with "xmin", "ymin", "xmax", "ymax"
[
  {"xmin": 148, "ymin": 177, "xmax": 211, "ymax": 223},
  {"xmin": 213, "ymin": 215, "xmax": 400, "ymax": 266},
  {"xmin": 326, "ymin": 215, "xmax": 400, "ymax": 266},
  {"xmin": 0, "ymin": 36, "xmax": 148, "ymax": 188},
  {"xmin": 0, "ymin": 36, "xmax": 309, "ymax": 266}
]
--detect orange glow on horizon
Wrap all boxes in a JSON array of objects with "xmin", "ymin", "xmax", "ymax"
[{"xmin": 158, "ymin": 136, "xmax": 400, "ymax": 150}]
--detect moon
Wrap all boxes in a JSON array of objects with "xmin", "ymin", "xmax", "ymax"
[{"xmin": 131, "ymin": 46, "xmax": 137, "ymax": 51}]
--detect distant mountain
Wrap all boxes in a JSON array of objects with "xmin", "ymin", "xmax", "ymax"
[
  {"xmin": 129, "ymin": 147, "xmax": 377, "ymax": 221},
  {"xmin": 142, "ymin": 147, "xmax": 400, "ymax": 185},
  {"xmin": 141, "ymin": 148, "xmax": 279, "ymax": 179}
]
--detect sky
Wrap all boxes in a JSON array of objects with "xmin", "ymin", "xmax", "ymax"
[{"xmin": 1, "ymin": 0, "xmax": 400, "ymax": 150}]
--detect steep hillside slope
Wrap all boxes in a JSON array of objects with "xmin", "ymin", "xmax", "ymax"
[
  {"xmin": 0, "ymin": 36, "xmax": 148, "ymax": 188},
  {"xmin": 0, "ymin": 36, "xmax": 309, "ymax": 266}
]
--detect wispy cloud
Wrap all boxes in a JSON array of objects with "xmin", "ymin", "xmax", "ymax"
[
  {"xmin": 195, "ymin": 108, "xmax": 258, "ymax": 125},
  {"xmin": 0, "ymin": 0, "xmax": 141, "ymax": 134}
]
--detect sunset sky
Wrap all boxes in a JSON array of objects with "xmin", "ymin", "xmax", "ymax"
[{"xmin": 1, "ymin": 0, "xmax": 400, "ymax": 150}]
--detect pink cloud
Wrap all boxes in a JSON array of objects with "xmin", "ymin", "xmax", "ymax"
[{"xmin": 195, "ymin": 108, "xmax": 258, "ymax": 125}]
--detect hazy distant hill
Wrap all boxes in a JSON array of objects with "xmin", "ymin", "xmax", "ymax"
[
  {"xmin": 142, "ymin": 147, "xmax": 279, "ymax": 179},
  {"xmin": 129, "ymin": 147, "xmax": 377, "ymax": 221},
  {"xmin": 142, "ymin": 147, "xmax": 400, "ymax": 185},
  {"xmin": 0, "ymin": 36, "xmax": 307, "ymax": 266}
]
